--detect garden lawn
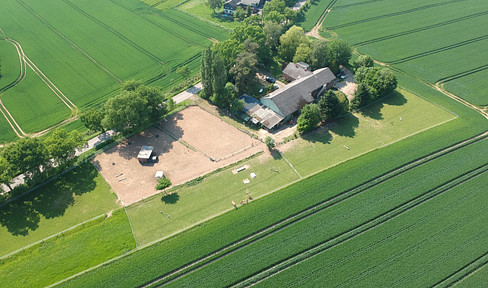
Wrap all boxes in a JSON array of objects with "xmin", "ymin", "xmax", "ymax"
[
  {"xmin": 0, "ymin": 163, "xmax": 120, "ymax": 257},
  {"xmin": 177, "ymin": 0, "xmax": 238, "ymax": 29},
  {"xmin": 283, "ymin": 89, "xmax": 456, "ymax": 177},
  {"xmin": 443, "ymin": 69, "xmax": 488, "ymax": 106},
  {"xmin": 127, "ymin": 152, "xmax": 299, "ymax": 246},
  {"xmin": 0, "ymin": 208, "xmax": 135, "ymax": 288}
]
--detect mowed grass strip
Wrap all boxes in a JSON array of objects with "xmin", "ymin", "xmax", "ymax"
[
  {"xmin": 0, "ymin": 208, "xmax": 135, "ymax": 288},
  {"xmin": 443, "ymin": 69, "xmax": 488, "ymax": 106},
  {"xmin": 1, "ymin": 68, "xmax": 71, "ymax": 133},
  {"xmin": 0, "ymin": 163, "xmax": 120, "ymax": 257},
  {"xmin": 254, "ymin": 170, "xmax": 488, "ymax": 288},
  {"xmin": 158, "ymin": 140, "xmax": 488, "ymax": 288},
  {"xmin": 283, "ymin": 89, "xmax": 456, "ymax": 177}
]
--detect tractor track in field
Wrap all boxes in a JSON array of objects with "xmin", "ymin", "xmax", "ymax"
[
  {"xmin": 16, "ymin": 0, "xmax": 122, "ymax": 84},
  {"xmin": 353, "ymin": 10, "xmax": 488, "ymax": 47},
  {"xmin": 306, "ymin": 0, "xmax": 338, "ymax": 40},
  {"xmin": 232, "ymin": 165, "xmax": 488, "ymax": 288},
  {"xmin": 62, "ymin": 0, "xmax": 165, "ymax": 65},
  {"xmin": 388, "ymin": 34, "xmax": 488, "ymax": 64},
  {"xmin": 327, "ymin": 0, "xmax": 467, "ymax": 30},
  {"xmin": 148, "ymin": 1, "xmax": 217, "ymax": 40},
  {"xmin": 107, "ymin": 0, "xmax": 199, "ymax": 47},
  {"xmin": 138, "ymin": 133, "xmax": 488, "ymax": 288},
  {"xmin": 434, "ymin": 250, "xmax": 488, "ymax": 287}
]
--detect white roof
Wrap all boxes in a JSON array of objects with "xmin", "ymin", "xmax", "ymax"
[
  {"xmin": 137, "ymin": 146, "xmax": 154, "ymax": 159},
  {"xmin": 155, "ymin": 171, "xmax": 164, "ymax": 178}
]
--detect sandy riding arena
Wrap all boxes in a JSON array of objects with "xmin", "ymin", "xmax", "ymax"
[{"xmin": 93, "ymin": 107, "xmax": 264, "ymax": 205}]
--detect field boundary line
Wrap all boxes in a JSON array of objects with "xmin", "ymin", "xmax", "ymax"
[
  {"xmin": 279, "ymin": 151, "xmax": 302, "ymax": 179},
  {"xmin": 136, "ymin": 135, "xmax": 488, "ymax": 287},
  {"xmin": 0, "ymin": 100, "xmax": 23, "ymax": 138},
  {"xmin": 49, "ymin": 132, "xmax": 488, "ymax": 288},
  {"xmin": 232, "ymin": 165, "xmax": 488, "ymax": 287},
  {"xmin": 0, "ymin": 212, "xmax": 112, "ymax": 260}
]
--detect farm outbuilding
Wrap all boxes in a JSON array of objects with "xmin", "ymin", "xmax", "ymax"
[{"xmin": 137, "ymin": 146, "xmax": 154, "ymax": 164}]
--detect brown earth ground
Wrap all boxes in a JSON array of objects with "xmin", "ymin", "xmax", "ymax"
[{"xmin": 93, "ymin": 107, "xmax": 264, "ymax": 205}]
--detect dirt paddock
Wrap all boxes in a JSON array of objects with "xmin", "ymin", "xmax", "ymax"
[{"xmin": 93, "ymin": 106, "xmax": 264, "ymax": 205}]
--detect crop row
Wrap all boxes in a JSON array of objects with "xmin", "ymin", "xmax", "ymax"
[
  {"xmin": 299, "ymin": 0, "xmax": 335, "ymax": 31},
  {"xmin": 252, "ymin": 169, "xmax": 488, "ymax": 287},
  {"xmin": 57, "ymin": 131, "xmax": 488, "ymax": 288},
  {"xmin": 159, "ymin": 139, "xmax": 488, "ymax": 287}
]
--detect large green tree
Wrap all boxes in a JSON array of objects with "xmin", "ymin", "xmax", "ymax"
[
  {"xmin": 2, "ymin": 138, "xmax": 49, "ymax": 181},
  {"xmin": 80, "ymin": 109, "xmax": 104, "ymax": 132},
  {"xmin": 263, "ymin": 21, "xmax": 283, "ymax": 50},
  {"xmin": 328, "ymin": 39, "xmax": 352, "ymax": 66},
  {"xmin": 297, "ymin": 103, "xmax": 321, "ymax": 133},
  {"xmin": 318, "ymin": 91, "xmax": 345, "ymax": 121},
  {"xmin": 354, "ymin": 67, "xmax": 397, "ymax": 99},
  {"xmin": 230, "ymin": 51, "xmax": 258, "ymax": 94},
  {"xmin": 350, "ymin": 83, "xmax": 370, "ymax": 110},
  {"xmin": 102, "ymin": 84, "xmax": 166, "ymax": 133},
  {"xmin": 0, "ymin": 156, "xmax": 15, "ymax": 191},
  {"xmin": 213, "ymin": 39, "xmax": 244, "ymax": 70},
  {"xmin": 354, "ymin": 54, "xmax": 374, "ymax": 69},
  {"xmin": 310, "ymin": 40, "xmax": 330, "ymax": 69},
  {"xmin": 207, "ymin": 0, "xmax": 223, "ymax": 13},
  {"xmin": 44, "ymin": 128, "xmax": 86, "ymax": 167},
  {"xmin": 293, "ymin": 42, "xmax": 312, "ymax": 63},
  {"xmin": 279, "ymin": 25, "xmax": 308, "ymax": 61}
]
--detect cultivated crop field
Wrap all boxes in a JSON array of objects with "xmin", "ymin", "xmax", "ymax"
[
  {"xmin": 0, "ymin": 0, "xmax": 227, "ymax": 138},
  {"xmin": 321, "ymin": 0, "xmax": 488, "ymax": 107}
]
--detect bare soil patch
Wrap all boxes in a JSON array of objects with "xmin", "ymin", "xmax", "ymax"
[{"xmin": 93, "ymin": 107, "xmax": 264, "ymax": 205}]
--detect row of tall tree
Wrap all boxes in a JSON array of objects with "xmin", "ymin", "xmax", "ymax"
[
  {"xmin": 80, "ymin": 80, "xmax": 168, "ymax": 134},
  {"xmin": 0, "ymin": 129, "xmax": 86, "ymax": 190}
]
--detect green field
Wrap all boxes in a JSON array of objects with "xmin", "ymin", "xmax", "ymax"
[
  {"xmin": 443, "ymin": 69, "xmax": 488, "ymax": 106},
  {"xmin": 0, "ymin": 0, "xmax": 227, "ymax": 135},
  {"xmin": 0, "ymin": 163, "xmax": 120, "ymax": 257},
  {"xmin": 0, "ymin": 39, "xmax": 21, "ymax": 142},
  {"xmin": 320, "ymin": 0, "xmax": 488, "ymax": 105}
]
